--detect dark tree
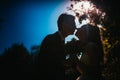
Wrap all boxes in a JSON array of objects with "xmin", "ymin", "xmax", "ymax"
[{"xmin": 0, "ymin": 43, "xmax": 35, "ymax": 79}]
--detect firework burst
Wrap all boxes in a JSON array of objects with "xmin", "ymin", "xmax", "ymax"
[{"xmin": 66, "ymin": 0, "xmax": 106, "ymax": 28}]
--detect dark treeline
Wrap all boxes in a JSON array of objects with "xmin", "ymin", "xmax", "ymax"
[
  {"xmin": 0, "ymin": 41, "xmax": 120, "ymax": 79},
  {"xmin": 0, "ymin": 43, "xmax": 40, "ymax": 79}
]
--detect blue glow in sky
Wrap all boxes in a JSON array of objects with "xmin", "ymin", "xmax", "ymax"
[{"xmin": 0, "ymin": 0, "xmax": 69, "ymax": 54}]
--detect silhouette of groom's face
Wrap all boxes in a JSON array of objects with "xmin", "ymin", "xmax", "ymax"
[{"xmin": 61, "ymin": 14, "xmax": 76, "ymax": 36}]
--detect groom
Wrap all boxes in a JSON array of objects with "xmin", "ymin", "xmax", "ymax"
[{"xmin": 37, "ymin": 13, "xmax": 76, "ymax": 80}]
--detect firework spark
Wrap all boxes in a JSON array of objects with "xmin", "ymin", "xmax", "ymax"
[{"xmin": 67, "ymin": 0, "xmax": 106, "ymax": 28}]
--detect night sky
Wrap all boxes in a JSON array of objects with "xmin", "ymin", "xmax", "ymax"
[
  {"xmin": 0, "ymin": 0, "xmax": 120, "ymax": 54},
  {"xmin": 0, "ymin": 0, "xmax": 70, "ymax": 54}
]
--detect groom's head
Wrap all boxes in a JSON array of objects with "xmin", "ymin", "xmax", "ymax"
[{"xmin": 57, "ymin": 13, "xmax": 76, "ymax": 37}]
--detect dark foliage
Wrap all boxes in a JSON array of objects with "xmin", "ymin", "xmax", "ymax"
[{"xmin": 0, "ymin": 43, "xmax": 38, "ymax": 79}]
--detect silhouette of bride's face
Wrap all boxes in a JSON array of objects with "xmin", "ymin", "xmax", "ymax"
[{"xmin": 75, "ymin": 25, "xmax": 88, "ymax": 43}]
